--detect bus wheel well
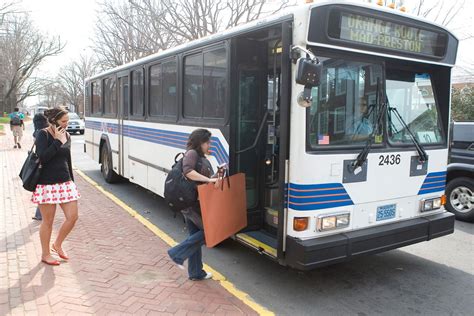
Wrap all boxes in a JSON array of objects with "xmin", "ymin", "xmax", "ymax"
[{"xmin": 447, "ymin": 169, "xmax": 474, "ymax": 183}]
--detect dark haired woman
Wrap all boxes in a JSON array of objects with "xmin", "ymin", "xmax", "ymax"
[
  {"xmin": 168, "ymin": 128, "xmax": 218, "ymax": 280},
  {"xmin": 32, "ymin": 108, "xmax": 80, "ymax": 265}
]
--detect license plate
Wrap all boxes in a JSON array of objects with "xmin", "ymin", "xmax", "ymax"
[{"xmin": 376, "ymin": 204, "xmax": 396, "ymax": 221}]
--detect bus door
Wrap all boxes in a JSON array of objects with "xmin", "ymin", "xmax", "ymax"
[
  {"xmin": 231, "ymin": 27, "xmax": 285, "ymax": 258},
  {"xmin": 118, "ymin": 75, "xmax": 130, "ymax": 178}
]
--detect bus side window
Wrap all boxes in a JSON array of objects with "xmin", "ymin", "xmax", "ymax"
[
  {"xmin": 203, "ymin": 48, "xmax": 226, "ymax": 119},
  {"xmin": 85, "ymin": 83, "xmax": 91, "ymax": 116},
  {"xmin": 131, "ymin": 68, "xmax": 145, "ymax": 117},
  {"xmin": 149, "ymin": 63, "xmax": 163, "ymax": 117},
  {"xmin": 91, "ymin": 80, "xmax": 102, "ymax": 116},
  {"xmin": 183, "ymin": 53, "xmax": 203, "ymax": 118},
  {"xmin": 163, "ymin": 59, "xmax": 177, "ymax": 118},
  {"xmin": 103, "ymin": 77, "xmax": 117, "ymax": 117}
]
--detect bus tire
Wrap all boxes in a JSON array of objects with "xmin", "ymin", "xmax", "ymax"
[
  {"xmin": 101, "ymin": 145, "xmax": 121, "ymax": 183},
  {"xmin": 445, "ymin": 177, "xmax": 474, "ymax": 222}
]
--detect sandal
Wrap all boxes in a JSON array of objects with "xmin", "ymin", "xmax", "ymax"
[
  {"xmin": 51, "ymin": 244, "xmax": 69, "ymax": 260},
  {"xmin": 41, "ymin": 258, "xmax": 60, "ymax": 266}
]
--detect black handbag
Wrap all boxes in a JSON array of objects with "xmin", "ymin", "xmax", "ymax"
[{"xmin": 19, "ymin": 141, "xmax": 42, "ymax": 192}]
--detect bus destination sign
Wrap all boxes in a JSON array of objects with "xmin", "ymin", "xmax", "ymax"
[{"xmin": 337, "ymin": 13, "xmax": 445, "ymax": 57}]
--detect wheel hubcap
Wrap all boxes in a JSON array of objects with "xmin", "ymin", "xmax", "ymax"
[
  {"xmin": 450, "ymin": 186, "xmax": 473, "ymax": 213},
  {"xmin": 102, "ymin": 151, "xmax": 109, "ymax": 175}
]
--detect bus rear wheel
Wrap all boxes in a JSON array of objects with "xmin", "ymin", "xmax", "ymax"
[
  {"xmin": 445, "ymin": 177, "xmax": 474, "ymax": 222},
  {"xmin": 101, "ymin": 145, "xmax": 121, "ymax": 183}
]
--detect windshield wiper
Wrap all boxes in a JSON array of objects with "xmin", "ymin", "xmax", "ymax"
[
  {"xmin": 351, "ymin": 78, "xmax": 385, "ymax": 172},
  {"xmin": 388, "ymin": 106, "xmax": 429, "ymax": 162},
  {"xmin": 351, "ymin": 102, "xmax": 387, "ymax": 172}
]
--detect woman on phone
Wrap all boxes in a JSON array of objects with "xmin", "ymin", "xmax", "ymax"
[{"xmin": 32, "ymin": 108, "xmax": 80, "ymax": 265}]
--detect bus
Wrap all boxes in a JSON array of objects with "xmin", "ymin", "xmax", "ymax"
[{"xmin": 84, "ymin": 1, "xmax": 458, "ymax": 270}]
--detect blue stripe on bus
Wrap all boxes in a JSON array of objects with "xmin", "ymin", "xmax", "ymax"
[
  {"xmin": 290, "ymin": 194, "xmax": 352, "ymax": 204},
  {"xmin": 421, "ymin": 181, "xmax": 446, "ymax": 189},
  {"xmin": 288, "ymin": 183, "xmax": 346, "ymax": 191},
  {"xmin": 418, "ymin": 171, "xmax": 447, "ymax": 195},
  {"xmin": 424, "ymin": 177, "xmax": 446, "ymax": 184},
  {"xmin": 286, "ymin": 183, "xmax": 354, "ymax": 211},
  {"xmin": 288, "ymin": 188, "xmax": 347, "ymax": 197},
  {"xmin": 425, "ymin": 171, "xmax": 447, "ymax": 178},
  {"xmin": 418, "ymin": 186, "xmax": 446, "ymax": 195},
  {"xmin": 289, "ymin": 200, "xmax": 354, "ymax": 211},
  {"xmin": 85, "ymin": 120, "xmax": 229, "ymax": 164}
]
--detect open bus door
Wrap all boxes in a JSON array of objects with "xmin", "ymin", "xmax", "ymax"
[{"xmin": 230, "ymin": 22, "xmax": 291, "ymax": 261}]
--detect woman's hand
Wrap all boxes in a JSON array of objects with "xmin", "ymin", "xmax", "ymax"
[{"xmin": 53, "ymin": 126, "xmax": 67, "ymax": 144}]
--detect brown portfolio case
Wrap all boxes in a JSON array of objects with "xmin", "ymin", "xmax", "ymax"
[{"xmin": 197, "ymin": 173, "xmax": 247, "ymax": 247}]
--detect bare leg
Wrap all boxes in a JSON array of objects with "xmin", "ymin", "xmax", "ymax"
[
  {"xmin": 39, "ymin": 204, "xmax": 56, "ymax": 261},
  {"xmin": 53, "ymin": 201, "xmax": 79, "ymax": 256}
]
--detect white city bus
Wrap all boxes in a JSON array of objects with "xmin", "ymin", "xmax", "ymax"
[{"xmin": 84, "ymin": 1, "xmax": 458, "ymax": 270}]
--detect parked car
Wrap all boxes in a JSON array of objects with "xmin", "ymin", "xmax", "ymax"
[
  {"xmin": 66, "ymin": 112, "xmax": 85, "ymax": 135},
  {"xmin": 446, "ymin": 121, "xmax": 474, "ymax": 222}
]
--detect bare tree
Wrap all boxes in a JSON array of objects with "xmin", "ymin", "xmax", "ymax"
[
  {"xmin": 0, "ymin": 12, "xmax": 64, "ymax": 113},
  {"xmin": 40, "ymin": 81, "xmax": 66, "ymax": 109},
  {"xmin": 411, "ymin": 0, "xmax": 466, "ymax": 27},
  {"xmin": 93, "ymin": 0, "xmax": 296, "ymax": 67},
  {"xmin": 58, "ymin": 54, "xmax": 98, "ymax": 115}
]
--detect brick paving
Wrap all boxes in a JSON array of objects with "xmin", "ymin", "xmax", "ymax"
[{"xmin": 0, "ymin": 124, "xmax": 258, "ymax": 315}]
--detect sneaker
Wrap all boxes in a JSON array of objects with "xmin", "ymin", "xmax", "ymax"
[
  {"xmin": 190, "ymin": 271, "xmax": 212, "ymax": 281},
  {"xmin": 167, "ymin": 250, "xmax": 185, "ymax": 270},
  {"xmin": 13, "ymin": 145, "xmax": 17, "ymax": 149},
  {"xmin": 17, "ymin": 143, "xmax": 21, "ymax": 149}
]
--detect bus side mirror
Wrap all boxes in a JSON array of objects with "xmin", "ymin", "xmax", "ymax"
[{"xmin": 295, "ymin": 57, "xmax": 322, "ymax": 87}]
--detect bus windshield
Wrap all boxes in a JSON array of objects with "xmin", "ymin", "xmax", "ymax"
[
  {"xmin": 307, "ymin": 58, "xmax": 445, "ymax": 149},
  {"xmin": 386, "ymin": 71, "xmax": 444, "ymax": 145},
  {"xmin": 308, "ymin": 59, "xmax": 383, "ymax": 148}
]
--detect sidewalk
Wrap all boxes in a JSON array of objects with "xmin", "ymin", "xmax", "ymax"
[{"xmin": 0, "ymin": 127, "xmax": 259, "ymax": 315}]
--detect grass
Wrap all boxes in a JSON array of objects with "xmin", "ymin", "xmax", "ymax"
[
  {"xmin": 0, "ymin": 124, "xmax": 4, "ymax": 131},
  {"xmin": 0, "ymin": 117, "xmax": 10, "ymax": 124}
]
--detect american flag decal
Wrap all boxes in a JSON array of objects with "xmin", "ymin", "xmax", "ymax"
[{"xmin": 318, "ymin": 135, "xmax": 330, "ymax": 145}]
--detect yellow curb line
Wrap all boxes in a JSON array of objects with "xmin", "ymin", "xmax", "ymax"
[{"xmin": 75, "ymin": 168, "xmax": 274, "ymax": 316}]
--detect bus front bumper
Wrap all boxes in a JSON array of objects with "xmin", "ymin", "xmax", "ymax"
[{"xmin": 285, "ymin": 212, "xmax": 455, "ymax": 271}]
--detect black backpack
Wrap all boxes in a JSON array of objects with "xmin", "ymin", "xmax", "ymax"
[{"xmin": 164, "ymin": 153, "xmax": 202, "ymax": 214}]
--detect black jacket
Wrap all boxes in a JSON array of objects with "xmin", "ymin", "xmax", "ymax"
[{"xmin": 35, "ymin": 129, "xmax": 74, "ymax": 185}]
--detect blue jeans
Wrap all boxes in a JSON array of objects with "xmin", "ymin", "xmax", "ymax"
[
  {"xmin": 168, "ymin": 209, "xmax": 207, "ymax": 279},
  {"xmin": 34, "ymin": 207, "xmax": 42, "ymax": 220}
]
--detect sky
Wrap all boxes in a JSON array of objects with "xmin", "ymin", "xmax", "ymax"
[{"xmin": 18, "ymin": 0, "xmax": 474, "ymax": 105}]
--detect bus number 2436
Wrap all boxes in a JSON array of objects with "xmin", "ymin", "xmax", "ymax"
[{"xmin": 378, "ymin": 154, "xmax": 401, "ymax": 166}]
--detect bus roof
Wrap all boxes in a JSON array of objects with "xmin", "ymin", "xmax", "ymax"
[{"xmin": 87, "ymin": 0, "xmax": 458, "ymax": 81}]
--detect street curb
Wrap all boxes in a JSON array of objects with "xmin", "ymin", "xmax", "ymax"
[{"xmin": 74, "ymin": 168, "xmax": 275, "ymax": 316}]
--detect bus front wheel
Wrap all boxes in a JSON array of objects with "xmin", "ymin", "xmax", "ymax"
[
  {"xmin": 101, "ymin": 145, "xmax": 120, "ymax": 183},
  {"xmin": 445, "ymin": 177, "xmax": 474, "ymax": 222}
]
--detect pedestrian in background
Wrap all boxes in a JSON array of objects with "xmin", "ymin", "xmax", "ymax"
[
  {"xmin": 168, "ymin": 129, "xmax": 218, "ymax": 281},
  {"xmin": 31, "ymin": 112, "xmax": 49, "ymax": 221},
  {"xmin": 9, "ymin": 107, "xmax": 25, "ymax": 149},
  {"xmin": 32, "ymin": 108, "xmax": 80, "ymax": 265}
]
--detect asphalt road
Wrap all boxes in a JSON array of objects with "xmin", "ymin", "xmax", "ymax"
[{"xmin": 70, "ymin": 133, "xmax": 474, "ymax": 316}]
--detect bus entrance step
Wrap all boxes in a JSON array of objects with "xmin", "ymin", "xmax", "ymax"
[{"xmin": 236, "ymin": 230, "xmax": 277, "ymax": 258}]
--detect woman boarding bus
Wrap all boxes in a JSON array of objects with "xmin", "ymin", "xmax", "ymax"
[{"xmin": 84, "ymin": 1, "xmax": 458, "ymax": 270}]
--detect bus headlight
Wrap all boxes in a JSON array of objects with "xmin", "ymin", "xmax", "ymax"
[
  {"xmin": 420, "ymin": 197, "xmax": 442, "ymax": 212},
  {"xmin": 317, "ymin": 213, "xmax": 350, "ymax": 232}
]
